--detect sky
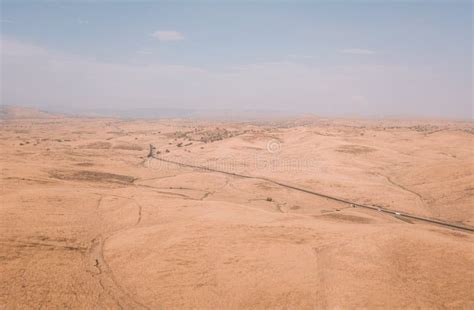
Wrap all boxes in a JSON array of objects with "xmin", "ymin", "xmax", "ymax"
[{"xmin": 0, "ymin": 1, "xmax": 472, "ymax": 118}]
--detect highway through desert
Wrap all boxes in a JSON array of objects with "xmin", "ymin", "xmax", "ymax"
[
  {"xmin": 1, "ymin": 110, "xmax": 473, "ymax": 308},
  {"xmin": 149, "ymin": 151, "xmax": 474, "ymax": 233}
]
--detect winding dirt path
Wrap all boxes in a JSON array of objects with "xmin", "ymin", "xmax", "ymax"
[{"xmin": 88, "ymin": 194, "xmax": 150, "ymax": 309}]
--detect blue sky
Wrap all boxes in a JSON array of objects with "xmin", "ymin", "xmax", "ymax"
[{"xmin": 1, "ymin": 1, "xmax": 472, "ymax": 118}]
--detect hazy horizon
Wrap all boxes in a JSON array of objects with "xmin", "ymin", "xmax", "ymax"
[{"xmin": 1, "ymin": 1, "xmax": 472, "ymax": 118}]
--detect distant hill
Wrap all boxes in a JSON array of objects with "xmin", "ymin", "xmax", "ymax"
[{"xmin": 0, "ymin": 105, "xmax": 60, "ymax": 119}]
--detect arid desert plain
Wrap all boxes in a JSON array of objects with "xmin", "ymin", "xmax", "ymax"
[{"xmin": 1, "ymin": 107, "xmax": 473, "ymax": 309}]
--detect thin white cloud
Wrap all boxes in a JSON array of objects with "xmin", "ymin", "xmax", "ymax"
[
  {"xmin": 288, "ymin": 54, "xmax": 317, "ymax": 60},
  {"xmin": 340, "ymin": 48, "xmax": 376, "ymax": 55},
  {"xmin": 136, "ymin": 49, "xmax": 153, "ymax": 55},
  {"xmin": 77, "ymin": 18, "xmax": 89, "ymax": 25},
  {"xmin": 1, "ymin": 19, "xmax": 13, "ymax": 23},
  {"xmin": 151, "ymin": 30, "xmax": 184, "ymax": 41}
]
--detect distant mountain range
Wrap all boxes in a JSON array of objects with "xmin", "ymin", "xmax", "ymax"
[
  {"xmin": 0, "ymin": 105, "xmax": 306, "ymax": 121},
  {"xmin": 0, "ymin": 105, "xmax": 60, "ymax": 120}
]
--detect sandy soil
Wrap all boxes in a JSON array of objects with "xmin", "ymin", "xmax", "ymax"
[{"xmin": 1, "ymin": 113, "xmax": 473, "ymax": 309}]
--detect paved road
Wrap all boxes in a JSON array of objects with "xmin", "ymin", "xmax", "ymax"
[{"xmin": 149, "ymin": 154, "xmax": 474, "ymax": 233}]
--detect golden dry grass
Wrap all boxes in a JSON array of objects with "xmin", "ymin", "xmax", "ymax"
[{"xmin": 1, "ymin": 115, "xmax": 473, "ymax": 308}]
